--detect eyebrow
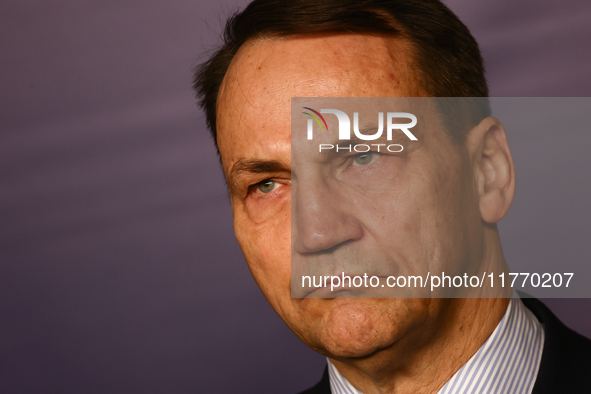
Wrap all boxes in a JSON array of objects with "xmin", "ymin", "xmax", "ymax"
[{"xmin": 228, "ymin": 158, "xmax": 288, "ymax": 195}]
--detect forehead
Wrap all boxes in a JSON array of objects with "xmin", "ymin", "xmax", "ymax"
[{"xmin": 216, "ymin": 34, "xmax": 424, "ymax": 173}]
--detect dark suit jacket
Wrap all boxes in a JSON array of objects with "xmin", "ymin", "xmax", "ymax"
[{"xmin": 299, "ymin": 297, "xmax": 591, "ymax": 393}]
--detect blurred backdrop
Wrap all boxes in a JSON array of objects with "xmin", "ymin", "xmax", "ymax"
[{"xmin": 1, "ymin": 0, "xmax": 590, "ymax": 392}]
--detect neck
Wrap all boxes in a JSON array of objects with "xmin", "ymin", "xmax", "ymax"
[
  {"xmin": 330, "ymin": 297, "xmax": 509, "ymax": 394},
  {"xmin": 329, "ymin": 228, "xmax": 510, "ymax": 394}
]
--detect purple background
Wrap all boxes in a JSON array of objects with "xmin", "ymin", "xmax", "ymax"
[{"xmin": 1, "ymin": 0, "xmax": 590, "ymax": 392}]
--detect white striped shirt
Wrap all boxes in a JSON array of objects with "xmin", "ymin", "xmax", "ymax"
[{"xmin": 327, "ymin": 296, "xmax": 545, "ymax": 394}]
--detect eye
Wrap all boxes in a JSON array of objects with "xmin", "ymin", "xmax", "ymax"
[
  {"xmin": 257, "ymin": 180, "xmax": 277, "ymax": 194},
  {"xmin": 353, "ymin": 152, "xmax": 375, "ymax": 166}
]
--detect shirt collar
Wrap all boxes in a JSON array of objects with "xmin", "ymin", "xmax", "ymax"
[{"xmin": 327, "ymin": 296, "xmax": 545, "ymax": 394}]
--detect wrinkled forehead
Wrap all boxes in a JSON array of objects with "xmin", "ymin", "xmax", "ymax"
[
  {"xmin": 215, "ymin": 33, "xmax": 425, "ymax": 171},
  {"xmin": 220, "ymin": 33, "xmax": 422, "ymax": 96}
]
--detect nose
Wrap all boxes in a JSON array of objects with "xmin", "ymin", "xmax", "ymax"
[{"xmin": 292, "ymin": 175, "xmax": 363, "ymax": 254}]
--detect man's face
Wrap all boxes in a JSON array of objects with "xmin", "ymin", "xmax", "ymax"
[{"xmin": 216, "ymin": 34, "xmax": 484, "ymax": 359}]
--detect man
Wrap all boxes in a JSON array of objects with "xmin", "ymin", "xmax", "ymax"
[{"xmin": 193, "ymin": 0, "xmax": 591, "ymax": 392}]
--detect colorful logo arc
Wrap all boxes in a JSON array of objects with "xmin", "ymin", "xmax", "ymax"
[{"xmin": 302, "ymin": 107, "xmax": 328, "ymax": 132}]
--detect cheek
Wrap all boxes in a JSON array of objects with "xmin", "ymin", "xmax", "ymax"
[
  {"xmin": 233, "ymin": 198, "xmax": 292, "ymax": 295},
  {"xmin": 411, "ymin": 154, "xmax": 480, "ymax": 268},
  {"xmin": 244, "ymin": 187, "xmax": 290, "ymax": 224},
  {"xmin": 370, "ymin": 154, "xmax": 467, "ymax": 267}
]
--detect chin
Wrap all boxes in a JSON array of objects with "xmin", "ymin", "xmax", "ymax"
[{"xmin": 313, "ymin": 299, "xmax": 402, "ymax": 359}]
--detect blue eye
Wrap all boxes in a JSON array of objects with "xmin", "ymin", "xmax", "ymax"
[
  {"xmin": 257, "ymin": 180, "xmax": 276, "ymax": 193},
  {"xmin": 353, "ymin": 152, "xmax": 374, "ymax": 166}
]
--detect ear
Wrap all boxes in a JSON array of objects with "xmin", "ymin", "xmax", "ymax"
[{"xmin": 466, "ymin": 117, "xmax": 516, "ymax": 224}]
